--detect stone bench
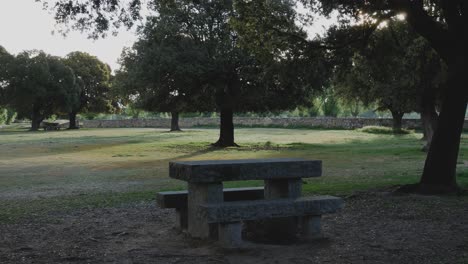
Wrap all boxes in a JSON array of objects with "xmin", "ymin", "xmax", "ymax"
[
  {"xmin": 161, "ymin": 158, "xmax": 343, "ymax": 247},
  {"xmin": 197, "ymin": 195, "xmax": 343, "ymax": 247},
  {"xmin": 157, "ymin": 187, "xmax": 265, "ymax": 229}
]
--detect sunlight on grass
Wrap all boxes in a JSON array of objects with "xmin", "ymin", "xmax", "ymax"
[{"xmin": 0, "ymin": 127, "xmax": 467, "ymax": 222}]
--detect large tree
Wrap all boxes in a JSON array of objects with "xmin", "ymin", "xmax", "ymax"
[
  {"xmin": 4, "ymin": 51, "xmax": 78, "ymax": 130},
  {"xmin": 115, "ymin": 0, "xmax": 322, "ymax": 146},
  {"xmin": 303, "ymin": 0, "xmax": 467, "ymax": 193},
  {"xmin": 64, "ymin": 51, "xmax": 112, "ymax": 129}
]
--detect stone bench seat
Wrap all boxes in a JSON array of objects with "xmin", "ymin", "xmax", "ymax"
[
  {"xmin": 198, "ymin": 195, "xmax": 343, "ymax": 223},
  {"xmin": 157, "ymin": 187, "xmax": 265, "ymax": 229},
  {"xmin": 197, "ymin": 195, "xmax": 343, "ymax": 247}
]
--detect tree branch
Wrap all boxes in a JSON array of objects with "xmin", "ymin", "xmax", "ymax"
[
  {"xmin": 389, "ymin": 0, "xmax": 450, "ymax": 62},
  {"xmin": 270, "ymin": 11, "xmax": 395, "ymax": 52}
]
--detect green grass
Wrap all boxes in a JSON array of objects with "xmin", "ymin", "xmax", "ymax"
[
  {"xmin": 359, "ymin": 125, "xmax": 413, "ymax": 135},
  {"xmin": 0, "ymin": 127, "xmax": 467, "ymax": 222}
]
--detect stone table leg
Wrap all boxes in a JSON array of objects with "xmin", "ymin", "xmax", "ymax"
[
  {"xmin": 264, "ymin": 178, "xmax": 302, "ymax": 199},
  {"xmin": 187, "ymin": 182, "xmax": 223, "ymax": 239},
  {"xmin": 263, "ymin": 179, "xmax": 302, "ymax": 241},
  {"xmin": 175, "ymin": 208, "xmax": 188, "ymax": 230}
]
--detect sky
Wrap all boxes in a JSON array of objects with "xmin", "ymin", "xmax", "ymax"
[
  {"xmin": 0, "ymin": 1, "xmax": 334, "ymax": 71},
  {"xmin": 0, "ymin": 1, "xmax": 138, "ymax": 71}
]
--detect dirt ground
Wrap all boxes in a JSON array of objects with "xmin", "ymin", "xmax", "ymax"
[{"xmin": 1, "ymin": 191, "xmax": 467, "ymax": 264}]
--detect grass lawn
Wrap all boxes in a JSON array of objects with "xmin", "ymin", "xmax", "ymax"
[{"xmin": 1, "ymin": 127, "xmax": 467, "ymax": 222}]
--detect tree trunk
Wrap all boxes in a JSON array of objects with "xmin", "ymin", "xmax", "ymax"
[
  {"xmin": 420, "ymin": 103, "xmax": 438, "ymax": 152},
  {"xmin": 30, "ymin": 109, "xmax": 43, "ymax": 131},
  {"xmin": 68, "ymin": 111, "xmax": 79, "ymax": 129},
  {"xmin": 212, "ymin": 108, "xmax": 237, "ymax": 147},
  {"xmin": 390, "ymin": 110, "xmax": 404, "ymax": 133},
  {"xmin": 418, "ymin": 61, "xmax": 467, "ymax": 193},
  {"xmin": 170, "ymin": 111, "xmax": 181, "ymax": 132}
]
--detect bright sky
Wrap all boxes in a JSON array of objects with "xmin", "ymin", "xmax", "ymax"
[
  {"xmin": 0, "ymin": 1, "xmax": 334, "ymax": 72},
  {"xmin": 0, "ymin": 1, "xmax": 138, "ymax": 71}
]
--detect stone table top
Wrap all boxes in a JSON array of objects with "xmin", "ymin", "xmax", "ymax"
[{"xmin": 169, "ymin": 158, "xmax": 322, "ymax": 183}]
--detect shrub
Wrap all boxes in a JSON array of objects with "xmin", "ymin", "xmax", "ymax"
[
  {"xmin": 6, "ymin": 109, "xmax": 17, "ymax": 124},
  {"xmin": 0, "ymin": 108, "xmax": 7, "ymax": 125},
  {"xmin": 322, "ymin": 95, "xmax": 341, "ymax": 117}
]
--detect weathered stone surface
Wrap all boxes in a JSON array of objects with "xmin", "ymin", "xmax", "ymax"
[
  {"xmin": 197, "ymin": 195, "xmax": 343, "ymax": 224},
  {"xmin": 187, "ymin": 182, "xmax": 223, "ymax": 238},
  {"xmin": 264, "ymin": 179, "xmax": 302, "ymax": 199},
  {"xmin": 218, "ymin": 222, "xmax": 243, "ymax": 248},
  {"xmin": 170, "ymin": 159, "xmax": 322, "ymax": 183},
  {"xmin": 263, "ymin": 178, "xmax": 302, "ymax": 239},
  {"xmin": 175, "ymin": 208, "xmax": 188, "ymax": 230},
  {"xmin": 302, "ymin": 215, "xmax": 322, "ymax": 239},
  {"xmin": 156, "ymin": 187, "xmax": 265, "ymax": 209}
]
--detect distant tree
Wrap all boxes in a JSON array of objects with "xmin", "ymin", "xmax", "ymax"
[
  {"xmin": 4, "ymin": 51, "xmax": 78, "ymax": 130},
  {"xmin": 334, "ymin": 21, "xmax": 445, "ymax": 134},
  {"xmin": 0, "ymin": 46, "xmax": 14, "ymax": 106},
  {"xmin": 64, "ymin": 51, "xmax": 112, "ymax": 129},
  {"xmin": 320, "ymin": 89, "xmax": 341, "ymax": 117},
  {"xmin": 115, "ymin": 15, "xmax": 212, "ymax": 132}
]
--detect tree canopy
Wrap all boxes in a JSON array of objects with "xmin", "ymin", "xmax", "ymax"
[
  {"xmin": 115, "ymin": 0, "xmax": 325, "ymax": 145},
  {"xmin": 4, "ymin": 51, "xmax": 79, "ymax": 130},
  {"xmin": 0, "ymin": 46, "xmax": 14, "ymax": 106},
  {"xmin": 333, "ymin": 20, "xmax": 446, "ymax": 133},
  {"xmin": 64, "ymin": 51, "xmax": 112, "ymax": 129}
]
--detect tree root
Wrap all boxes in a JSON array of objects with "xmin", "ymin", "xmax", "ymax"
[{"xmin": 211, "ymin": 141, "xmax": 240, "ymax": 148}]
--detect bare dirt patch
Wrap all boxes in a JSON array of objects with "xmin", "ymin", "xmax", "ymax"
[{"xmin": 1, "ymin": 191, "xmax": 467, "ymax": 264}]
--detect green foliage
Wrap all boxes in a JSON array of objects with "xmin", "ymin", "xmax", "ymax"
[
  {"xmin": 321, "ymin": 90, "xmax": 341, "ymax": 117},
  {"xmin": 0, "ymin": 108, "xmax": 7, "ymax": 125},
  {"xmin": 3, "ymin": 51, "xmax": 79, "ymax": 129},
  {"xmin": 0, "ymin": 46, "xmax": 14, "ymax": 107},
  {"xmin": 339, "ymin": 99, "xmax": 364, "ymax": 117},
  {"xmin": 116, "ymin": 0, "xmax": 318, "ymax": 117},
  {"xmin": 64, "ymin": 51, "xmax": 112, "ymax": 114},
  {"xmin": 2, "ymin": 108, "xmax": 17, "ymax": 125},
  {"xmin": 333, "ymin": 21, "xmax": 445, "ymax": 118}
]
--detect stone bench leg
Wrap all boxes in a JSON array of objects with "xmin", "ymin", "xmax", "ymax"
[
  {"xmin": 188, "ymin": 182, "xmax": 223, "ymax": 239},
  {"xmin": 302, "ymin": 215, "xmax": 322, "ymax": 239},
  {"xmin": 263, "ymin": 179, "xmax": 302, "ymax": 240},
  {"xmin": 218, "ymin": 222, "xmax": 243, "ymax": 248},
  {"xmin": 176, "ymin": 208, "xmax": 188, "ymax": 230}
]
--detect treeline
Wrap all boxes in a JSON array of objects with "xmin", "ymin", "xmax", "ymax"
[{"xmin": 0, "ymin": 48, "xmax": 113, "ymax": 130}]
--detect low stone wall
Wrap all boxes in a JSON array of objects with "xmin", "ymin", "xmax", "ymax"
[{"xmin": 82, "ymin": 117, "xmax": 435, "ymax": 130}]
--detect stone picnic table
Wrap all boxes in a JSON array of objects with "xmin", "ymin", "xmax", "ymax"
[{"xmin": 164, "ymin": 158, "xmax": 343, "ymax": 247}]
